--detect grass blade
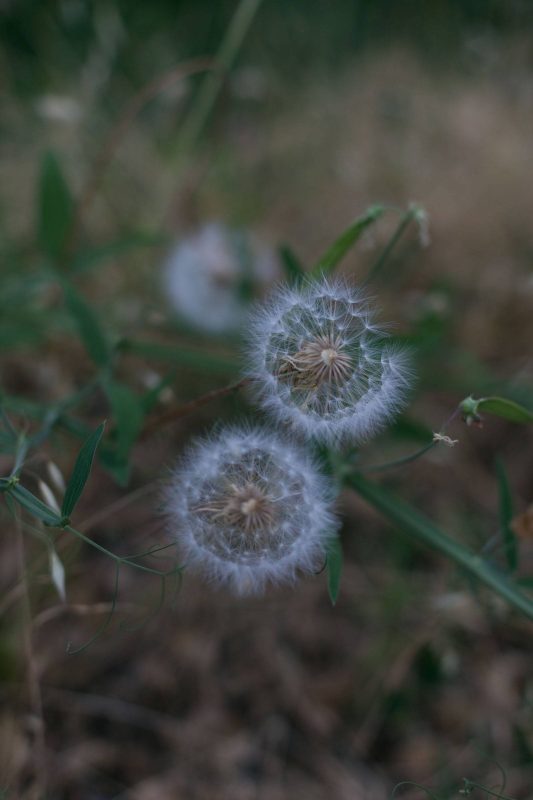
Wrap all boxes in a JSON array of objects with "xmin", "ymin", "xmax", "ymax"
[
  {"xmin": 347, "ymin": 472, "xmax": 533, "ymax": 621},
  {"xmin": 312, "ymin": 205, "xmax": 386, "ymax": 276},
  {"xmin": 37, "ymin": 150, "xmax": 73, "ymax": 262},
  {"xmin": 495, "ymin": 458, "xmax": 518, "ymax": 572},
  {"xmin": 63, "ymin": 282, "xmax": 111, "ymax": 367},
  {"xmin": 278, "ymin": 244, "xmax": 306, "ymax": 283}
]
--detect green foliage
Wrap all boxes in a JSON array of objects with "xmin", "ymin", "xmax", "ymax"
[
  {"xmin": 101, "ymin": 381, "xmax": 144, "ymax": 485},
  {"xmin": 312, "ymin": 204, "xmax": 386, "ymax": 276},
  {"xmin": 118, "ymin": 338, "xmax": 238, "ymax": 374},
  {"xmin": 37, "ymin": 151, "xmax": 73, "ymax": 262},
  {"xmin": 61, "ymin": 422, "xmax": 106, "ymax": 519},
  {"xmin": 347, "ymin": 472, "xmax": 533, "ymax": 621},
  {"xmin": 495, "ymin": 458, "xmax": 518, "ymax": 572},
  {"xmin": 6, "ymin": 482, "xmax": 62, "ymax": 527},
  {"xmin": 461, "ymin": 395, "xmax": 533, "ymax": 425},
  {"xmin": 63, "ymin": 282, "xmax": 112, "ymax": 368},
  {"xmin": 278, "ymin": 244, "xmax": 305, "ymax": 283}
]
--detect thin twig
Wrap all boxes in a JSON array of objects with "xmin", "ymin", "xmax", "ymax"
[
  {"xmin": 78, "ymin": 481, "xmax": 158, "ymax": 532},
  {"xmin": 14, "ymin": 515, "xmax": 47, "ymax": 799},
  {"xmin": 141, "ymin": 377, "xmax": 250, "ymax": 438},
  {"xmin": 32, "ymin": 601, "xmax": 137, "ymax": 629}
]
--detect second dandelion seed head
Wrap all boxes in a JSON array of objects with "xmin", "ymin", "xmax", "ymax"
[
  {"xmin": 247, "ymin": 277, "xmax": 413, "ymax": 444},
  {"xmin": 165, "ymin": 427, "xmax": 338, "ymax": 595}
]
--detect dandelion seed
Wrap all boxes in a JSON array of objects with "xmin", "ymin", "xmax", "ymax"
[
  {"xmin": 162, "ymin": 223, "xmax": 278, "ymax": 334},
  {"xmin": 246, "ymin": 277, "xmax": 413, "ymax": 444},
  {"xmin": 165, "ymin": 426, "xmax": 339, "ymax": 594},
  {"xmin": 432, "ymin": 433, "xmax": 458, "ymax": 447}
]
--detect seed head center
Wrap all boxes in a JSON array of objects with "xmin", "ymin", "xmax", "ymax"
[
  {"xmin": 320, "ymin": 347, "xmax": 338, "ymax": 366},
  {"xmin": 195, "ymin": 482, "xmax": 275, "ymax": 535},
  {"xmin": 278, "ymin": 334, "xmax": 353, "ymax": 389},
  {"xmin": 240, "ymin": 497, "xmax": 259, "ymax": 516}
]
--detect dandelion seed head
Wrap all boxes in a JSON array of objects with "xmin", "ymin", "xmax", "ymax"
[
  {"xmin": 165, "ymin": 426, "xmax": 338, "ymax": 594},
  {"xmin": 162, "ymin": 223, "xmax": 278, "ymax": 334},
  {"xmin": 247, "ymin": 277, "xmax": 413, "ymax": 444}
]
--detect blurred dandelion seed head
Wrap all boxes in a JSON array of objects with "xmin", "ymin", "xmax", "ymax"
[
  {"xmin": 166, "ymin": 426, "xmax": 338, "ymax": 594},
  {"xmin": 162, "ymin": 222, "xmax": 278, "ymax": 334},
  {"xmin": 247, "ymin": 277, "xmax": 413, "ymax": 444}
]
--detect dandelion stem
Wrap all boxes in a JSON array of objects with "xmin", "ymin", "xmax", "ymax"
[{"xmin": 175, "ymin": 0, "xmax": 264, "ymax": 154}]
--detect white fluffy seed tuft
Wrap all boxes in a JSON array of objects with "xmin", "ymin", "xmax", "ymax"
[
  {"xmin": 165, "ymin": 426, "xmax": 339, "ymax": 595},
  {"xmin": 246, "ymin": 277, "xmax": 413, "ymax": 444},
  {"xmin": 162, "ymin": 223, "xmax": 278, "ymax": 334}
]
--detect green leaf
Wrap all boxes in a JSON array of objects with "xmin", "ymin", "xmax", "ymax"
[
  {"xmin": 326, "ymin": 536, "xmax": 343, "ymax": 605},
  {"xmin": 347, "ymin": 472, "xmax": 533, "ymax": 622},
  {"xmin": 495, "ymin": 458, "xmax": 518, "ymax": 572},
  {"xmin": 477, "ymin": 397, "xmax": 533, "ymax": 424},
  {"xmin": 312, "ymin": 204, "xmax": 386, "ymax": 276},
  {"xmin": 364, "ymin": 204, "xmax": 427, "ymax": 285},
  {"xmin": 63, "ymin": 282, "xmax": 111, "ymax": 367},
  {"xmin": 100, "ymin": 380, "xmax": 144, "ymax": 485},
  {"xmin": 104, "ymin": 381, "xmax": 144, "ymax": 460},
  {"xmin": 118, "ymin": 339, "xmax": 238, "ymax": 375},
  {"xmin": 8, "ymin": 483, "xmax": 62, "ymax": 526},
  {"xmin": 278, "ymin": 244, "xmax": 305, "ymax": 283},
  {"xmin": 61, "ymin": 421, "xmax": 105, "ymax": 518},
  {"xmin": 72, "ymin": 233, "xmax": 169, "ymax": 274},
  {"xmin": 37, "ymin": 151, "xmax": 73, "ymax": 261}
]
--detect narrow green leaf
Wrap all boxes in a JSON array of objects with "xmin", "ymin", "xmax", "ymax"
[
  {"xmin": 38, "ymin": 151, "xmax": 73, "ymax": 261},
  {"xmin": 118, "ymin": 338, "xmax": 238, "ymax": 375},
  {"xmin": 104, "ymin": 381, "xmax": 144, "ymax": 461},
  {"xmin": 278, "ymin": 244, "xmax": 305, "ymax": 283},
  {"xmin": 63, "ymin": 282, "xmax": 111, "ymax": 367},
  {"xmin": 100, "ymin": 380, "xmax": 144, "ymax": 485},
  {"xmin": 347, "ymin": 472, "xmax": 533, "ymax": 621},
  {"xmin": 478, "ymin": 397, "xmax": 533, "ymax": 424},
  {"xmin": 326, "ymin": 536, "xmax": 343, "ymax": 605},
  {"xmin": 364, "ymin": 203, "xmax": 427, "ymax": 285},
  {"xmin": 312, "ymin": 204, "xmax": 386, "ymax": 276},
  {"xmin": 72, "ymin": 233, "xmax": 169, "ymax": 274},
  {"xmin": 61, "ymin": 421, "xmax": 106, "ymax": 518},
  {"xmin": 8, "ymin": 483, "xmax": 62, "ymax": 526},
  {"xmin": 495, "ymin": 458, "xmax": 518, "ymax": 572}
]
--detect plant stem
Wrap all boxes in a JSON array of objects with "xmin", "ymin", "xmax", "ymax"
[
  {"xmin": 15, "ymin": 515, "xmax": 47, "ymax": 798},
  {"xmin": 346, "ymin": 472, "xmax": 533, "ymax": 622},
  {"xmin": 175, "ymin": 0, "xmax": 264, "ymax": 153},
  {"xmin": 364, "ymin": 204, "xmax": 423, "ymax": 285}
]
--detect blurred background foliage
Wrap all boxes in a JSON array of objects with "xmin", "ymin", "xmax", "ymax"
[{"xmin": 1, "ymin": 1, "xmax": 533, "ymax": 798}]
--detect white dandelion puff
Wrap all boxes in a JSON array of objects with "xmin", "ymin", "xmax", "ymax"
[
  {"xmin": 246, "ymin": 277, "xmax": 413, "ymax": 444},
  {"xmin": 162, "ymin": 222, "xmax": 278, "ymax": 334},
  {"xmin": 165, "ymin": 426, "xmax": 339, "ymax": 595}
]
